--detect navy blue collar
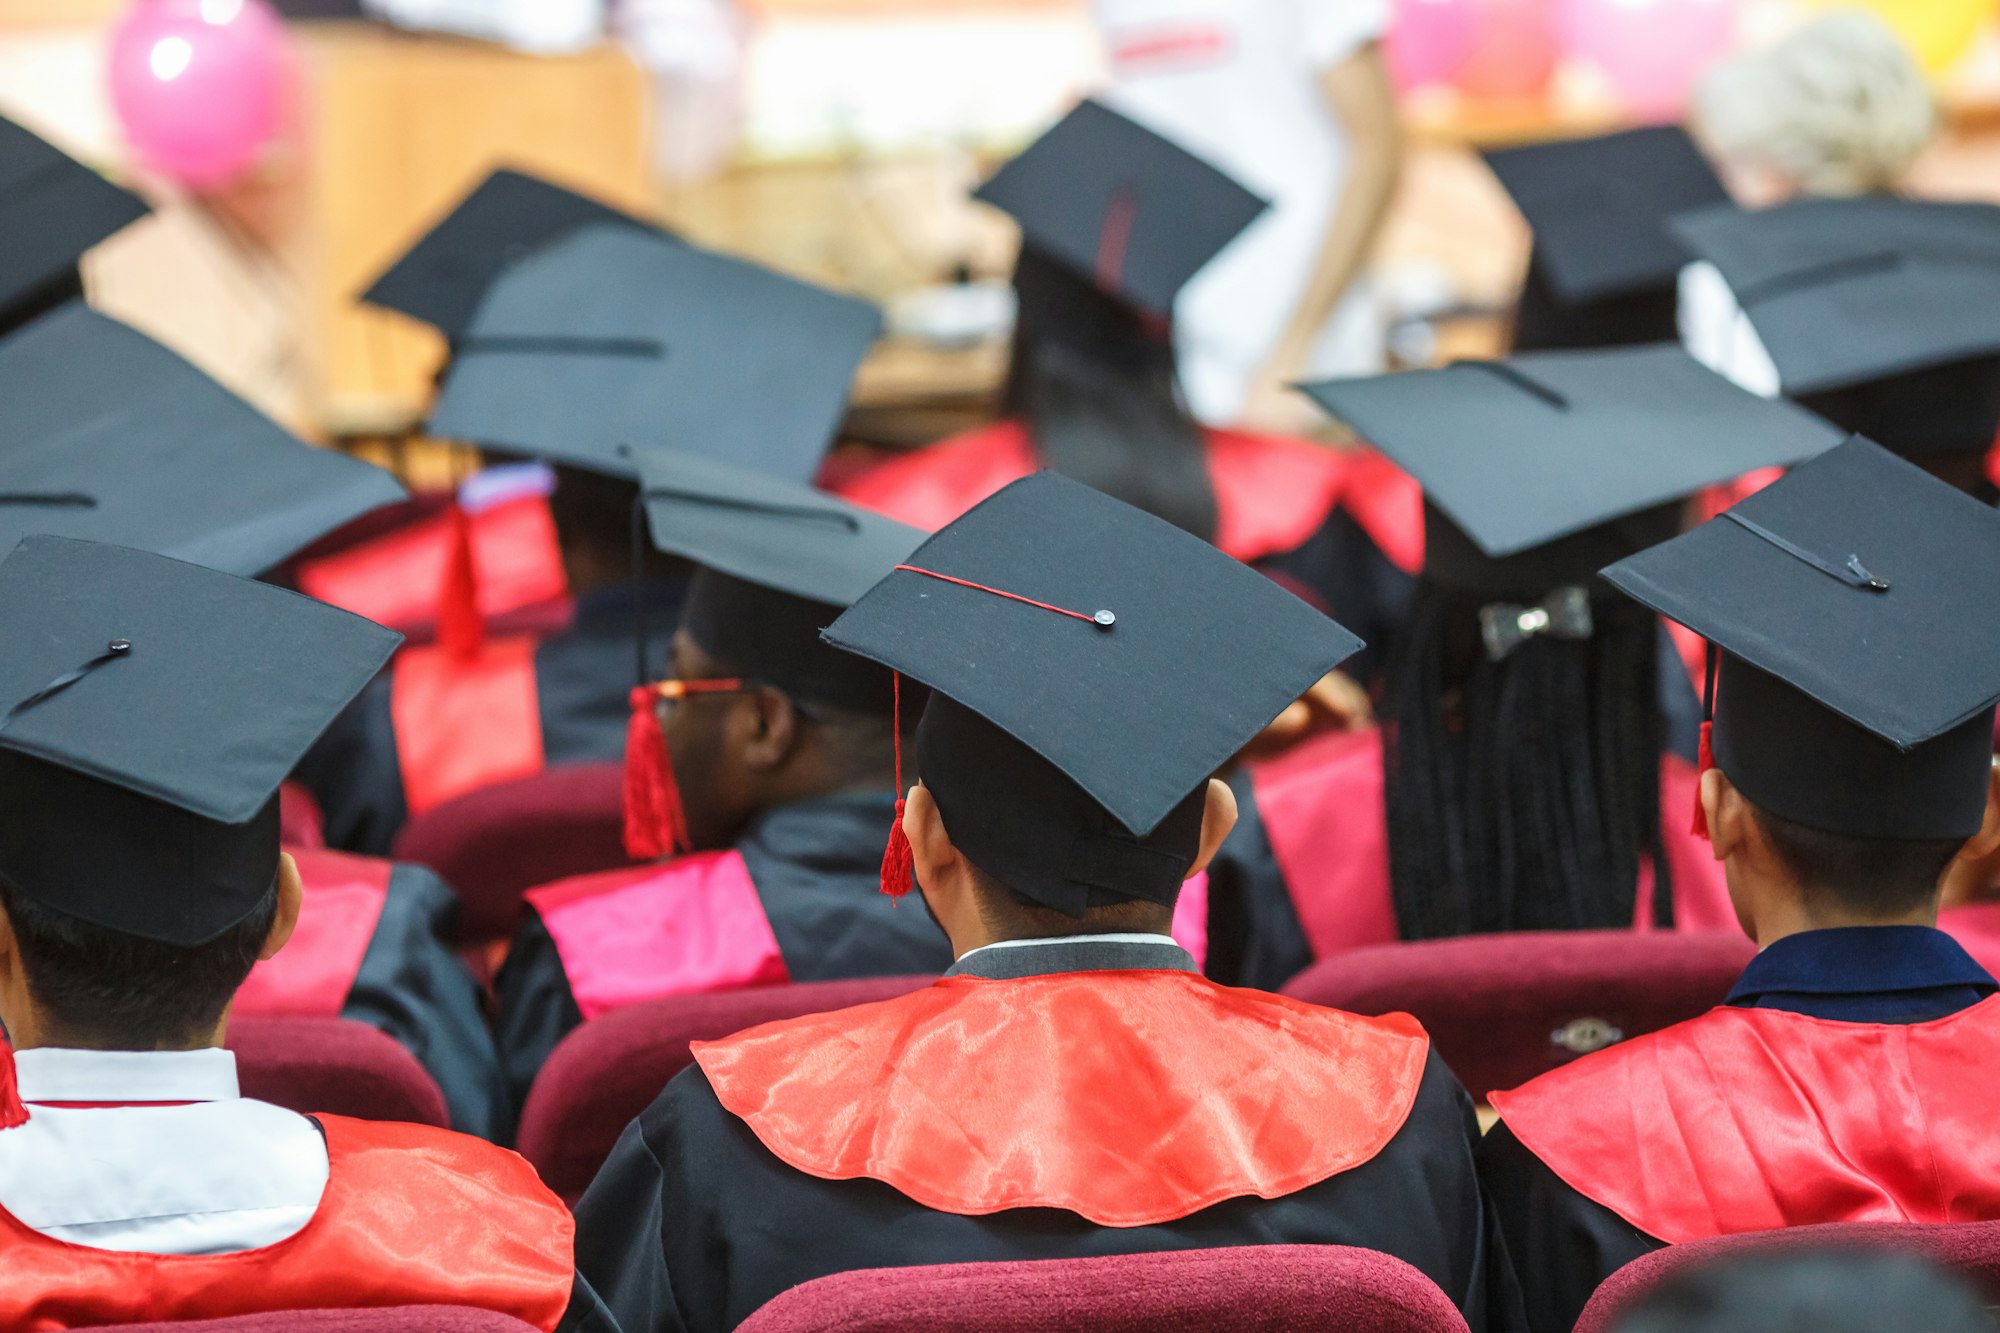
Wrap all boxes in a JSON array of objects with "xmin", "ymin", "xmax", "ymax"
[{"xmin": 1728, "ymin": 926, "xmax": 1997, "ymax": 1024}]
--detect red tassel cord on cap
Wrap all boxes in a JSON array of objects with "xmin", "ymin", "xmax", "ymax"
[
  {"xmin": 623, "ymin": 686, "xmax": 689, "ymax": 861},
  {"xmin": 1690, "ymin": 642, "xmax": 1718, "ymax": 841},
  {"xmin": 881, "ymin": 673, "xmax": 915, "ymax": 898},
  {"xmin": 437, "ymin": 502, "xmax": 486, "ymax": 662},
  {"xmin": 0, "ymin": 1036, "xmax": 26, "ymax": 1130}
]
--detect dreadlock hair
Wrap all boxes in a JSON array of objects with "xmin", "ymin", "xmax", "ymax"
[
  {"xmin": 1383, "ymin": 506, "xmax": 1680, "ymax": 939},
  {"xmin": 1001, "ymin": 247, "xmax": 1219, "ymax": 542}
]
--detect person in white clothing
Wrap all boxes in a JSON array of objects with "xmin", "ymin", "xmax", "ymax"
[{"xmin": 1092, "ymin": 0, "xmax": 1403, "ymax": 433}]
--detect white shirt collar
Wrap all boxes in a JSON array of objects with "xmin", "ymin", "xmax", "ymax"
[
  {"xmin": 14, "ymin": 1047, "xmax": 240, "ymax": 1104},
  {"xmin": 955, "ymin": 932, "xmax": 1182, "ymax": 964}
]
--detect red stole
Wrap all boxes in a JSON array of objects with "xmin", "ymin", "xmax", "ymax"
[
  {"xmin": 235, "ymin": 849, "xmax": 393, "ymax": 1018},
  {"xmin": 1246, "ymin": 728, "xmax": 1738, "ymax": 962},
  {"xmin": 390, "ymin": 636, "xmax": 546, "ymax": 816},
  {"xmin": 0, "ymin": 1115, "xmax": 575, "ymax": 1331},
  {"xmin": 1491, "ymin": 997, "xmax": 2000, "ymax": 1244},
  {"xmin": 696, "ymin": 970, "xmax": 1429, "ymax": 1227}
]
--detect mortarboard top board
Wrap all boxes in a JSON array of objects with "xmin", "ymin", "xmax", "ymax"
[
  {"xmin": 360, "ymin": 167, "xmax": 665, "ymax": 341},
  {"xmin": 1669, "ymin": 195, "xmax": 2000, "ymax": 396},
  {"xmin": 1602, "ymin": 437, "xmax": 2000, "ymax": 840},
  {"xmin": 428, "ymin": 225, "xmax": 883, "ymax": 482},
  {"xmin": 1300, "ymin": 344, "xmax": 1844, "ymax": 578},
  {"xmin": 0, "ymin": 537, "xmax": 402, "ymax": 945},
  {"xmin": 1485, "ymin": 126, "xmax": 1731, "ymax": 305},
  {"xmin": 974, "ymin": 99, "xmax": 1269, "ymax": 319},
  {"xmin": 825, "ymin": 471, "xmax": 1362, "ymax": 915},
  {"xmin": 0, "ymin": 114, "xmax": 148, "ymax": 328},
  {"xmin": 0, "ymin": 304, "xmax": 407, "ymax": 576},
  {"xmin": 635, "ymin": 445, "xmax": 924, "ymax": 713}
]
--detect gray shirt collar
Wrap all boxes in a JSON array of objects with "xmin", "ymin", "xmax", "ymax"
[{"xmin": 946, "ymin": 933, "xmax": 1198, "ymax": 981}]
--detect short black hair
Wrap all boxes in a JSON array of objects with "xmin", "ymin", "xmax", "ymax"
[
  {"xmin": 545, "ymin": 463, "xmax": 687, "ymax": 581},
  {"xmin": 1754, "ymin": 804, "xmax": 1965, "ymax": 918},
  {"xmin": 0, "ymin": 877, "xmax": 277, "ymax": 1048},
  {"xmin": 1616, "ymin": 1249, "xmax": 1996, "ymax": 1333},
  {"xmin": 969, "ymin": 860, "xmax": 1177, "ymax": 936}
]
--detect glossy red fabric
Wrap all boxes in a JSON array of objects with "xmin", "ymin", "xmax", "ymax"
[
  {"xmin": 833, "ymin": 421, "xmax": 1351, "ymax": 564},
  {"xmin": 1492, "ymin": 996, "xmax": 2000, "ymax": 1244},
  {"xmin": 1334, "ymin": 448, "xmax": 1425, "ymax": 575},
  {"xmin": 696, "ymin": 970, "xmax": 1429, "ymax": 1226},
  {"xmin": 1248, "ymin": 729, "xmax": 1736, "ymax": 961},
  {"xmin": 530, "ymin": 852, "xmax": 789, "ymax": 1020},
  {"xmin": 392, "ymin": 636, "xmax": 546, "ymax": 816},
  {"xmin": 236, "ymin": 850, "xmax": 392, "ymax": 1018},
  {"xmin": 0, "ymin": 1115, "xmax": 574, "ymax": 1331}
]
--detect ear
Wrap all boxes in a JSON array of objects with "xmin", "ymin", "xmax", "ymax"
[
  {"xmin": 260, "ymin": 853, "xmax": 304, "ymax": 962},
  {"xmin": 903, "ymin": 783, "xmax": 956, "ymax": 895},
  {"xmin": 1185, "ymin": 779, "xmax": 1240, "ymax": 880},
  {"xmin": 1702, "ymin": 767, "xmax": 1744, "ymax": 864},
  {"xmin": 741, "ymin": 687, "xmax": 801, "ymax": 771},
  {"xmin": 1939, "ymin": 761, "xmax": 2000, "ymax": 909}
]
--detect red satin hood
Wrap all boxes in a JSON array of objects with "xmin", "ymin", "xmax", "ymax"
[
  {"xmin": 1492, "ymin": 996, "xmax": 2000, "ymax": 1244},
  {"xmin": 695, "ymin": 970, "xmax": 1429, "ymax": 1227}
]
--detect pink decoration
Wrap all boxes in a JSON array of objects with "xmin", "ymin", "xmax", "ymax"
[
  {"xmin": 1387, "ymin": 0, "xmax": 1481, "ymax": 94},
  {"xmin": 1562, "ymin": 0, "xmax": 1739, "ymax": 121},
  {"xmin": 108, "ymin": 0, "xmax": 290, "ymax": 192},
  {"xmin": 1458, "ymin": 0, "xmax": 1560, "ymax": 100}
]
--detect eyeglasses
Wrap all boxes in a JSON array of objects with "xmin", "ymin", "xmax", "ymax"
[{"xmin": 644, "ymin": 677, "xmax": 751, "ymax": 705}]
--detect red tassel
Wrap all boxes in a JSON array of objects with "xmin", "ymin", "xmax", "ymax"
[
  {"xmin": 880, "ymin": 672, "xmax": 914, "ymax": 898},
  {"xmin": 1691, "ymin": 720, "xmax": 1715, "ymax": 842},
  {"xmin": 0, "ymin": 1035, "xmax": 26, "ymax": 1130},
  {"xmin": 437, "ymin": 502, "xmax": 486, "ymax": 662},
  {"xmin": 623, "ymin": 686, "xmax": 688, "ymax": 861}
]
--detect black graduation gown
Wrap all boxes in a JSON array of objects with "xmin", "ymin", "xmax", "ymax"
[
  {"xmin": 1478, "ymin": 926, "xmax": 2000, "ymax": 1333},
  {"xmin": 493, "ymin": 793, "xmax": 953, "ymax": 1108},
  {"xmin": 293, "ymin": 580, "xmax": 682, "ymax": 855},
  {"xmin": 570, "ymin": 937, "xmax": 1517, "ymax": 1333},
  {"xmin": 1258, "ymin": 506, "xmax": 1415, "ymax": 687}
]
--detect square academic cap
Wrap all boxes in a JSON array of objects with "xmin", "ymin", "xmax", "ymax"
[
  {"xmin": 974, "ymin": 99, "xmax": 1268, "ymax": 318},
  {"xmin": 1485, "ymin": 126, "xmax": 1730, "ymax": 304},
  {"xmin": 1301, "ymin": 345, "xmax": 1843, "ymax": 578},
  {"xmin": 1669, "ymin": 196, "xmax": 2000, "ymax": 395},
  {"xmin": 825, "ymin": 471, "xmax": 1361, "ymax": 915},
  {"xmin": 0, "ymin": 304, "xmax": 407, "ymax": 575},
  {"xmin": 360, "ymin": 167, "xmax": 664, "ymax": 341},
  {"xmin": 0, "ymin": 537, "xmax": 401, "ymax": 944},
  {"xmin": 428, "ymin": 225, "xmax": 883, "ymax": 481},
  {"xmin": 0, "ymin": 114, "xmax": 148, "ymax": 328},
  {"xmin": 1603, "ymin": 437, "xmax": 2000, "ymax": 840}
]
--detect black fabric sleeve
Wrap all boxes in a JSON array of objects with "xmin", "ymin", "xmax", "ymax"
[
  {"xmin": 555, "ymin": 1272, "xmax": 626, "ymax": 1333},
  {"xmin": 571, "ymin": 1113, "xmax": 694, "ymax": 1333},
  {"xmin": 342, "ymin": 864, "xmax": 512, "ymax": 1141},
  {"xmin": 1478, "ymin": 1122, "xmax": 1665, "ymax": 1333},
  {"xmin": 493, "ymin": 906, "xmax": 587, "ymax": 1115},
  {"xmin": 1255, "ymin": 506, "xmax": 1416, "ymax": 690},
  {"xmin": 1203, "ymin": 773, "xmax": 1316, "ymax": 990},
  {"xmin": 291, "ymin": 672, "xmax": 410, "ymax": 856}
]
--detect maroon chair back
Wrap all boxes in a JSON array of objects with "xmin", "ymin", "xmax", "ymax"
[
  {"xmin": 1282, "ymin": 931, "xmax": 1755, "ymax": 1098},
  {"xmin": 736, "ymin": 1246, "xmax": 1470, "ymax": 1333},
  {"xmin": 518, "ymin": 975, "xmax": 936, "ymax": 1203},
  {"xmin": 1575, "ymin": 1220, "xmax": 2000, "ymax": 1333},
  {"xmin": 391, "ymin": 761, "xmax": 633, "ymax": 944},
  {"xmin": 76, "ymin": 1310, "xmax": 538, "ymax": 1332},
  {"xmin": 229, "ymin": 1017, "xmax": 450, "ymax": 1128}
]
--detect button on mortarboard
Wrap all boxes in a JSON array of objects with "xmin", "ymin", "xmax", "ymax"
[
  {"xmin": 974, "ymin": 99, "xmax": 1269, "ymax": 318},
  {"xmin": 428, "ymin": 225, "xmax": 883, "ymax": 481},
  {"xmin": 360, "ymin": 167, "xmax": 668, "ymax": 342},
  {"xmin": 0, "ymin": 304, "xmax": 407, "ymax": 575},
  {"xmin": 0, "ymin": 114, "xmax": 148, "ymax": 331}
]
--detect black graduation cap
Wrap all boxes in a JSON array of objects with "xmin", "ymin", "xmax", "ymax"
[
  {"xmin": 634, "ymin": 445, "xmax": 925, "ymax": 713},
  {"xmin": 0, "ymin": 114, "xmax": 148, "ymax": 332},
  {"xmin": 825, "ymin": 471, "xmax": 1362, "ymax": 916},
  {"xmin": 1603, "ymin": 437, "xmax": 2000, "ymax": 840},
  {"xmin": 1487, "ymin": 127, "xmax": 1730, "ymax": 306},
  {"xmin": 428, "ymin": 225, "xmax": 883, "ymax": 481},
  {"xmin": 1669, "ymin": 196, "xmax": 2000, "ymax": 397},
  {"xmin": 1301, "ymin": 345, "xmax": 1844, "ymax": 591},
  {"xmin": 359, "ymin": 167, "xmax": 664, "ymax": 342},
  {"xmin": 0, "ymin": 304, "xmax": 407, "ymax": 575},
  {"xmin": 0, "ymin": 537, "xmax": 401, "ymax": 945},
  {"xmin": 975, "ymin": 99, "xmax": 1268, "ymax": 319}
]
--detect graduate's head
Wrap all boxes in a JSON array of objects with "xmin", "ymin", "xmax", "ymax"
[
  {"xmin": 1604, "ymin": 439, "xmax": 2000, "ymax": 944},
  {"xmin": 821, "ymin": 472, "xmax": 1362, "ymax": 958},
  {"xmin": 1302, "ymin": 347, "xmax": 1844, "ymax": 938},
  {"xmin": 1794, "ymin": 355, "xmax": 2000, "ymax": 500},
  {"xmin": 544, "ymin": 463, "xmax": 688, "ymax": 598}
]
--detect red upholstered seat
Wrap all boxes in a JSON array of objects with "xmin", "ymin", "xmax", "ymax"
[
  {"xmin": 228, "ymin": 1016, "xmax": 450, "ymax": 1128},
  {"xmin": 735, "ymin": 1246, "xmax": 1470, "ymax": 1333},
  {"xmin": 392, "ymin": 762, "xmax": 633, "ymax": 945},
  {"xmin": 74, "ymin": 1308, "xmax": 540, "ymax": 1332},
  {"xmin": 1282, "ymin": 931, "xmax": 1755, "ymax": 1098},
  {"xmin": 518, "ymin": 975, "xmax": 936, "ymax": 1203},
  {"xmin": 1574, "ymin": 1220, "xmax": 2000, "ymax": 1333}
]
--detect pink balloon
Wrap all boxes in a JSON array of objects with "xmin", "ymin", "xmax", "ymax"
[
  {"xmin": 1458, "ymin": 0, "xmax": 1560, "ymax": 100},
  {"xmin": 1562, "ymin": 0, "xmax": 1738, "ymax": 120},
  {"xmin": 1387, "ymin": 0, "xmax": 1481, "ymax": 94},
  {"xmin": 108, "ymin": 0, "xmax": 289, "ymax": 192}
]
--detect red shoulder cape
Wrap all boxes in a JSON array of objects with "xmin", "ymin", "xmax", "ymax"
[
  {"xmin": 1491, "ymin": 997, "xmax": 2000, "ymax": 1244},
  {"xmin": 236, "ymin": 849, "xmax": 392, "ymax": 1018},
  {"xmin": 391, "ymin": 635, "xmax": 546, "ymax": 815},
  {"xmin": 0, "ymin": 1115, "xmax": 574, "ymax": 1331},
  {"xmin": 695, "ymin": 970, "xmax": 1429, "ymax": 1227}
]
